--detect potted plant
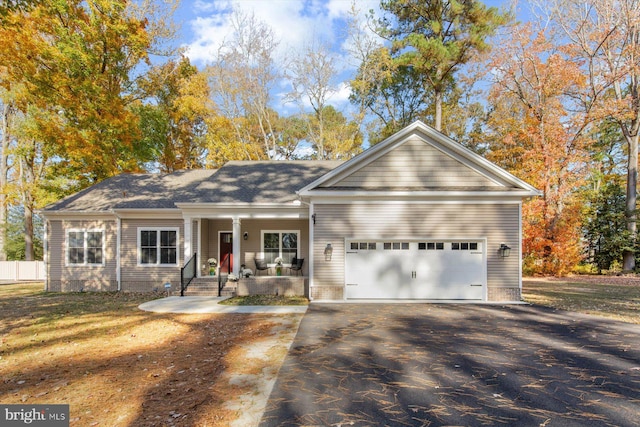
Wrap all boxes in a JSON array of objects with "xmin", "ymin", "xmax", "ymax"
[
  {"xmin": 208, "ymin": 258, "xmax": 217, "ymax": 276},
  {"xmin": 274, "ymin": 257, "xmax": 283, "ymax": 276}
]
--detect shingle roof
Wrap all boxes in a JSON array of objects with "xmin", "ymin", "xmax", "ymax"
[
  {"xmin": 42, "ymin": 161, "xmax": 342, "ymax": 212},
  {"xmin": 182, "ymin": 161, "xmax": 343, "ymax": 204}
]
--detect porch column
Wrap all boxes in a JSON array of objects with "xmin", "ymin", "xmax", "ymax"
[
  {"xmin": 232, "ymin": 217, "xmax": 241, "ymax": 275},
  {"xmin": 183, "ymin": 217, "xmax": 192, "ymax": 264}
]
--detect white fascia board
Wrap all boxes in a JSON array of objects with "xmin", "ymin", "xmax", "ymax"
[
  {"xmin": 176, "ymin": 203, "xmax": 309, "ymax": 219},
  {"xmin": 303, "ymin": 189, "xmax": 541, "ymax": 199},
  {"xmin": 175, "ymin": 202, "xmax": 297, "ymax": 209},
  {"xmin": 39, "ymin": 210, "xmax": 118, "ymax": 220},
  {"xmin": 111, "ymin": 209, "xmax": 183, "ymax": 219},
  {"xmin": 307, "ymin": 195, "xmax": 530, "ymax": 205}
]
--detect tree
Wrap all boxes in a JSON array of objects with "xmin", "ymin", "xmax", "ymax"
[
  {"xmin": 136, "ymin": 57, "xmax": 215, "ymax": 172},
  {"xmin": 206, "ymin": 8, "xmax": 281, "ymax": 161},
  {"xmin": 375, "ymin": 0, "xmax": 510, "ymax": 131},
  {"xmin": 310, "ymin": 106, "xmax": 362, "ymax": 160},
  {"xmin": 549, "ymin": 0, "xmax": 640, "ymax": 271},
  {"xmin": 287, "ymin": 39, "xmax": 362, "ymax": 159},
  {"xmin": 581, "ymin": 117, "xmax": 631, "ymax": 271},
  {"xmin": 4, "ymin": 205, "xmax": 43, "ymax": 261},
  {"xmin": 487, "ymin": 24, "xmax": 589, "ymax": 275},
  {"xmin": 582, "ymin": 175, "xmax": 630, "ymax": 272},
  {"xmin": 0, "ymin": 0, "xmax": 176, "ymax": 259},
  {"xmin": 0, "ymin": 96, "xmax": 16, "ymax": 261},
  {"xmin": 350, "ymin": 47, "xmax": 430, "ymax": 144}
]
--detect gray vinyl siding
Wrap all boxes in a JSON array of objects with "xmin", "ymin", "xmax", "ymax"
[
  {"xmin": 330, "ymin": 137, "xmax": 500, "ymax": 188},
  {"xmin": 312, "ymin": 203, "xmax": 520, "ymax": 298},
  {"xmin": 120, "ymin": 219, "xmax": 183, "ymax": 290},
  {"xmin": 46, "ymin": 218, "xmax": 118, "ymax": 291}
]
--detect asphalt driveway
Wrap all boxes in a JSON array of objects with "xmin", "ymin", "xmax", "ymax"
[{"xmin": 259, "ymin": 304, "xmax": 640, "ymax": 427}]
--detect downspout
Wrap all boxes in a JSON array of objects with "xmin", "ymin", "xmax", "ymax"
[
  {"xmin": 518, "ymin": 201, "xmax": 523, "ymax": 301},
  {"xmin": 43, "ymin": 217, "xmax": 48, "ymax": 291},
  {"xmin": 112, "ymin": 210, "xmax": 122, "ymax": 292}
]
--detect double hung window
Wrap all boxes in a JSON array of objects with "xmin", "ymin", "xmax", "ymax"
[
  {"xmin": 67, "ymin": 230, "xmax": 104, "ymax": 266},
  {"xmin": 262, "ymin": 231, "xmax": 299, "ymax": 264},
  {"xmin": 139, "ymin": 228, "xmax": 178, "ymax": 266}
]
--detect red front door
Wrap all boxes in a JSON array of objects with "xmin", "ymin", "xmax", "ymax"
[{"xmin": 219, "ymin": 232, "xmax": 233, "ymax": 273}]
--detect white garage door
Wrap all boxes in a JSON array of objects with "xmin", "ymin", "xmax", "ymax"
[{"xmin": 345, "ymin": 240, "xmax": 485, "ymax": 300}]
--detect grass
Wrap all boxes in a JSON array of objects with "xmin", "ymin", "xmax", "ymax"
[
  {"xmin": 522, "ymin": 276, "xmax": 640, "ymax": 324},
  {"xmin": 0, "ymin": 282, "xmax": 302, "ymax": 426},
  {"xmin": 219, "ymin": 294, "xmax": 309, "ymax": 306}
]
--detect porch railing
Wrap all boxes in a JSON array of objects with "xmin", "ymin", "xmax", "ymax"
[{"xmin": 180, "ymin": 252, "xmax": 197, "ymax": 296}]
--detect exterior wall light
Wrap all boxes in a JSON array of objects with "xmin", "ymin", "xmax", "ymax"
[
  {"xmin": 243, "ymin": 232, "xmax": 249, "ymax": 240},
  {"xmin": 324, "ymin": 243, "xmax": 333, "ymax": 261},
  {"xmin": 500, "ymin": 243, "xmax": 511, "ymax": 258}
]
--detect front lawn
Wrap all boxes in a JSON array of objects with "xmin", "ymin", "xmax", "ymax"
[
  {"xmin": 0, "ymin": 283, "xmax": 302, "ymax": 426},
  {"xmin": 523, "ymin": 276, "xmax": 640, "ymax": 324}
]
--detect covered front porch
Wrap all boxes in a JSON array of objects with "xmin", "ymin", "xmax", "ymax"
[
  {"xmin": 178, "ymin": 201, "xmax": 311, "ymax": 296},
  {"xmin": 189, "ymin": 217, "xmax": 308, "ymax": 277}
]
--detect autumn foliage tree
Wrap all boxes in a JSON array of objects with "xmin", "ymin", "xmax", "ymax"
[
  {"xmin": 549, "ymin": 0, "xmax": 640, "ymax": 271},
  {"xmin": 0, "ymin": 0, "xmax": 173, "ymax": 259},
  {"xmin": 136, "ymin": 57, "xmax": 216, "ymax": 172},
  {"xmin": 0, "ymin": 0, "xmax": 153, "ymax": 185},
  {"xmin": 487, "ymin": 25, "xmax": 589, "ymax": 275}
]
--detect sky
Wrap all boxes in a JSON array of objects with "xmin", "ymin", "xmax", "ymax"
[{"xmin": 171, "ymin": 0, "xmax": 516, "ymax": 115}]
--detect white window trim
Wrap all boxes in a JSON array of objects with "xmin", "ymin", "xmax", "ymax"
[
  {"xmin": 66, "ymin": 228, "xmax": 105, "ymax": 267},
  {"xmin": 137, "ymin": 227, "xmax": 180, "ymax": 267},
  {"xmin": 260, "ymin": 230, "xmax": 301, "ymax": 266}
]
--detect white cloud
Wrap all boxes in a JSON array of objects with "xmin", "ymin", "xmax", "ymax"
[
  {"xmin": 181, "ymin": 0, "xmax": 379, "ymax": 65},
  {"xmin": 179, "ymin": 0, "xmax": 377, "ymax": 119},
  {"xmin": 328, "ymin": 82, "xmax": 352, "ymax": 106}
]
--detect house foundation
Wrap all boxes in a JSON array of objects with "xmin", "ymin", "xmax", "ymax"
[{"xmin": 237, "ymin": 276, "xmax": 307, "ymax": 297}]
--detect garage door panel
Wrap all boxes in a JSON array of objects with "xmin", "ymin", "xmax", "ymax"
[{"xmin": 346, "ymin": 240, "xmax": 485, "ymax": 300}]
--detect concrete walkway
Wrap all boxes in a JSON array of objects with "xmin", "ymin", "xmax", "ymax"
[{"xmin": 138, "ymin": 296, "xmax": 308, "ymax": 314}]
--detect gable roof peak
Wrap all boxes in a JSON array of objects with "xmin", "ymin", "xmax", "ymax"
[{"xmin": 298, "ymin": 120, "xmax": 541, "ymax": 196}]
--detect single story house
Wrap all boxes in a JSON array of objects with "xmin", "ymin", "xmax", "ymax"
[{"xmin": 40, "ymin": 121, "xmax": 541, "ymax": 302}]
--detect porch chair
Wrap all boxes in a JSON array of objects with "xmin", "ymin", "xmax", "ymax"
[
  {"xmin": 254, "ymin": 258, "xmax": 269, "ymax": 275},
  {"xmin": 289, "ymin": 257, "xmax": 304, "ymax": 276}
]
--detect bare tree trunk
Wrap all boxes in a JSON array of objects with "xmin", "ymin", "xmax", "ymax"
[
  {"xmin": 623, "ymin": 132, "xmax": 638, "ymax": 271},
  {"xmin": 434, "ymin": 90, "xmax": 443, "ymax": 132},
  {"xmin": 0, "ymin": 102, "xmax": 11, "ymax": 262},
  {"xmin": 24, "ymin": 202, "xmax": 34, "ymax": 261},
  {"xmin": 19, "ymin": 151, "xmax": 35, "ymax": 261}
]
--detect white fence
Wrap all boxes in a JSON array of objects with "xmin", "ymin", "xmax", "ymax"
[{"xmin": 0, "ymin": 261, "xmax": 45, "ymax": 281}]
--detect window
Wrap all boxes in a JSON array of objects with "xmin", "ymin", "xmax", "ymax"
[
  {"xmin": 138, "ymin": 228, "xmax": 178, "ymax": 266},
  {"xmin": 419, "ymin": 242, "xmax": 444, "ymax": 250},
  {"xmin": 383, "ymin": 242, "xmax": 410, "ymax": 250},
  {"xmin": 262, "ymin": 231, "xmax": 299, "ymax": 264},
  {"xmin": 350, "ymin": 242, "xmax": 377, "ymax": 250},
  {"xmin": 451, "ymin": 242, "xmax": 478, "ymax": 251},
  {"xmin": 67, "ymin": 230, "xmax": 104, "ymax": 266}
]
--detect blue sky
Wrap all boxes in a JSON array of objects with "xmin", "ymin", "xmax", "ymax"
[{"xmin": 172, "ymin": 0, "xmax": 517, "ymax": 114}]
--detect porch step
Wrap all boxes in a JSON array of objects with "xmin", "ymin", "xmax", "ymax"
[{"xmin": 184, "ymin": 277, "xmax": 236, "ymax": 297}]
